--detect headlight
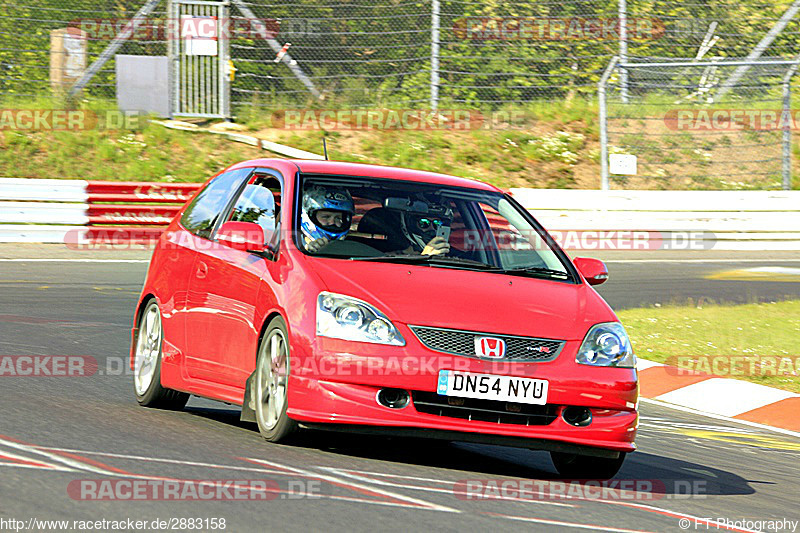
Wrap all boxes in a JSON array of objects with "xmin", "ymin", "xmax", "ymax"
[
  {"xmin": 576, "ymin": 322, "xmax": 635, "ymax": 368},
  {"xmin": 316, "ymin": 292, "xmax": 405, "ymax": 346}
]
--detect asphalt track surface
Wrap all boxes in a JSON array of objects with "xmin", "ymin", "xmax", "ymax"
[{"xmin": 1, "ymin": 251, "xmax": 799, "ymax": 532}]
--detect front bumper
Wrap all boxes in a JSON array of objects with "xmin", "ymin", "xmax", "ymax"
[{"xmin": 286, "ymin": 336, "xmax": 639, "ymax": 454}]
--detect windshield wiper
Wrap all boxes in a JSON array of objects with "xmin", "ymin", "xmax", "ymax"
[
  {"xmin": 500, "ymin": 266, "xmax": 570, "ymax": 279},
  {"xmin": 350, "ymin": 254, "xmax": 502, "ymax": 271},
  {"xmin": 348, "ymin": 255, "xmax": 570, "ymax": 278}
]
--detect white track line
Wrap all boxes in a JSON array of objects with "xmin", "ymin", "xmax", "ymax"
[
  {"xmin": 22, "ymin": 442, "xmax": 421, "ymax": 507},
  {"xmin": 36, "ymin": 447, "xmax": 290, "ymax": 475},
  {"xmin": 597, "ymin": 499, "xmax": 761, "ymax": 533},
  {"xmin": 321, "ymin": 467, "xmax": 573, "ymax": 508},
  {"xmin": 330, "ymin": 465, "xmax": 758, "ymax": 532},
  {"xmin": 244, "ymin": 457, "xmax": 460, "ymax": 513},
  {"xmin": 322, "ymin": 468, "xmax": 460, "ymax": 485},
  {"xmin": 639, "ymin": 416, "xmax": 760, "ymax": 434},
  {"xmin": 0, "ymin": 449, "xmax": 74, "ymax": 472},
  {"xmin": 640, "ymin": 398, "xmax": 800, "ymax": 439},
  {"xmin": 0, "ymin": 463, "xmax": 65, "ymax": 471},
  {"xmin": 486, "ymin": 512, "xmax": 656, "ymax": 533},
  {"xmin": 743, "ymin": 266, "xmax": 800, "ymax": 274},
  {"xmin": 0, "ymin": 438, "xmax": 130, "ymax": 476}
]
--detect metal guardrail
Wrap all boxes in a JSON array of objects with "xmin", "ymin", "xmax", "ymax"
[
  {"xmin": 510, "ymin": 188, "xmax": 800, "ymax": 251},
  {"xmin": 1, "ymin": 178, "xmax": 800, "ymax": 250},
  {"xmin": 0, "ymin": 178, "xmax": 201, "ymax": 244}
]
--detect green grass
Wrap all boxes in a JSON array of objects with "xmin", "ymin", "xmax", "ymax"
[
  {"xmin": 0, "ymin": 97, "xmax": 601, "ymax": 186},
  {"xmin": 0, "ymin": 99, "xmax": 263, "ymax": 181},
  {"xmin": 2, "ymin": 94, "xmax": 800, "ymax": 189},
  {"xmin": 256, "ymin": 101, "xmax": 599, "ymax": 189},
  {"xmin": 0, "ymin": 126, "xmax": 263, "ymax": 182},
  {"xmin": 618, "ymin": 300, "xmax": 800, "ymax": 392}
]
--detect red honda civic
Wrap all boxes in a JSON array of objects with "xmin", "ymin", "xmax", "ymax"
[{"xmin": 131, "ymin": 159, "xmax": 638, "ymax": 479}]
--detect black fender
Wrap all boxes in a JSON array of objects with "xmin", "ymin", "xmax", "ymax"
[{"xmin": 240, "ymin": 370, "xmax": 257, "ymax": 423}]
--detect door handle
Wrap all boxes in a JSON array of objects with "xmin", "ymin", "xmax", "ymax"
[{"xmin": 196, "ymin": 261, "xmax": 208, "ymax": 279}]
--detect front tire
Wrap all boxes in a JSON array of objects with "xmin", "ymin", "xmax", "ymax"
[
  {"xmin": 550, "ymin": 451, "xmax": 626, "ymax": 480},
  {"xmin": 133, "ymin": 300, "xmax": 189, "ymax": 410},
  {"xmin": 254, "ymin": 317, "xmax": 297, "ymax": 442}
]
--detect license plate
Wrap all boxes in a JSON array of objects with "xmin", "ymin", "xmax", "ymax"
[{"xmin": 437, "ymin": 370, "xmax": 548, "ymax": 405}]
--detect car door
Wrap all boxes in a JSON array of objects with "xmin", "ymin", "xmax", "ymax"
[
  {"xmin": 184, "ymin": 169, "xmax": 284, "ymax": 390},
  {"xmin": 168, "ymin": 168, "xmax": 251, "ymax": 363}
]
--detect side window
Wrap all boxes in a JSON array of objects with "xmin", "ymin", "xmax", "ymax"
[
  {"xmin": 476, "ymin": 200, "xmax": 563, "ymax": 271},
  {"xmin": 475, "ymin": 202, "xmax": 540, "ymax": 268},
  {"xmin": 181, "ymin": 169, "xmax": 250, "ymax": 239},
  {"xmin": 478, "ymin": 203, "xmax": 531, "ymax": 251},
  {"xmin": 227, "ymin": 172, "xmax": 282, "ymax": 246}
]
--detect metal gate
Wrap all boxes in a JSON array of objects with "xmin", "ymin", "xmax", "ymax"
[{"xmin": 168, "ymin": 0, "xmax": 230, "ymax": 118}]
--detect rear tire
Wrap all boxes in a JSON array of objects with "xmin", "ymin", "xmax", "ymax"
[
  {"xmin": 133, "ymin": 300, "xmax": 189, "ymax": 410},
  {"xmin": 254, "ymin": 317, "xmax": 297, "ymax": 442},
  {"xmin": 550, "ymin": 451, "xmax": 626, "ymax": 480}
]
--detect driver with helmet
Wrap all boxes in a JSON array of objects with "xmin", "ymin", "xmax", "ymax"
[
  {"xmin": 300, "ymin": 185, "xmax": 355, "ymax": 253},
  {"xmin": 300, "ymin": 185, "xmax": 449, "ymax": 255}
]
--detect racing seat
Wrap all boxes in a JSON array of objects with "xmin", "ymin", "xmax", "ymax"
[{"xmin": 352, "ymin": 207, "xmax": 407, "ymax": 253}]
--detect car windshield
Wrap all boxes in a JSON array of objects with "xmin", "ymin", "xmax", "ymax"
[{"xmin": 296, "ymin": 174, "xmax": 572, "ymax": 280}]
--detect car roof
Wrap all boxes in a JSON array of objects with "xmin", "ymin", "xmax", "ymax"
[{"xmin": 228, "ymin": 158, "xmax": 502, "ymax": 193}]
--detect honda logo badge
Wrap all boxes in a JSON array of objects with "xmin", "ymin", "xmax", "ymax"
[{"xmin": 474, "ymin": 336, "xmax": 506, "ymax": 359}]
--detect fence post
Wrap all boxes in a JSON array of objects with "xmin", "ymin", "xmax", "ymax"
[
  {"xmin": 783, "ymin": 78, "xmax": 791, "ymax": 191},
  {"xmin": 430, "ymin": 0, "xmax": 440, "ymax": 112},
  {"xmin": 599, "ymin": 84, "xmax": 609, "ymax": 190},
  {"xmin": 782, "ymin": 60, "xmax": 800, "ymax": 190},
  {"xmin": 619, "ymin": 0, "xmax": 629, "ymax": 103},
  {"xmin": 167, "ymin": 0, "xmax": 175, "ymax": 117},
  {"xmin": 599, "ymin": 57, "xmax": 619, "ymax": 191},
  {"xmin": 220, "ymin": 2, "xmax": 231, "ymax": 119}
]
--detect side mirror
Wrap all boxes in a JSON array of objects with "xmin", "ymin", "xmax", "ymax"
[
  {"xmin": 573, "ymin": 257, "xmax": 609, "ymax": 286},
  {"xmin": 217, "ymin": 221, "xmax": 267, "ymax": 253}
]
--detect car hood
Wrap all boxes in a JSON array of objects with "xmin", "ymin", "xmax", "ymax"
[{"xmin": 307, "ymin": 258, "xmax": 617, "ymax": 341}]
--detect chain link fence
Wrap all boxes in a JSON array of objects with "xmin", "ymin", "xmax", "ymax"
[
  {"xmin": 1, "ymin": 0, "xmax": 169, "ymax": 100},
  {"xmin": 601, "ymin": 59, "xmax": 799, "ymax": 190},
  {"xmin": 3, "ymin": 0, "xmax": 800, "ymax": 189},
  {"xmin": 605, "ymin": 0, "xmax": 800, "ymax": 190},
  {"xmin": 4, "ymin": 0, "xmax": 799, "ymax": 109},
  {"xmin": 627, "ymin": 0, "xmax": 800, "ymax": 60}
]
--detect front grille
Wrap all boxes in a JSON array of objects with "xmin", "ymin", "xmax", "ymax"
[
  {"xmin": 412, "ymin": 391, "xmax": 558, "ymax": 426},
  {"xmin": 410, "ymin": 326, "xmax": 563, "ymax": 362}
]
